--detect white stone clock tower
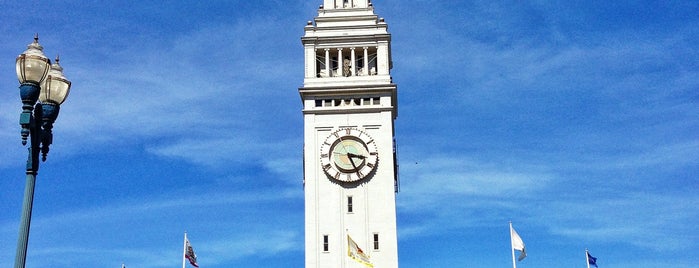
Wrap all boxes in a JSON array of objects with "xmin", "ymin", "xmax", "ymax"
[{"xmin": 300, "ymin": 1, "xmax": 399, "ymax": 267}]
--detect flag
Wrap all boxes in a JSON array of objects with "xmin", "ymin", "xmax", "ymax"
[
  {"xmin": 185, "ymin": 237, "xmax": 199, "ymax": 267},
  {"xmin": 587, "ymin": 251, "xmax": 598, "ymax": 268},
  {"xmin": 347, "ymin": 235, "xmax": 373, "ymax": 268},
  {"xmin": 510, "ymin": 225, "xmax": 527, "ymax": 261}
]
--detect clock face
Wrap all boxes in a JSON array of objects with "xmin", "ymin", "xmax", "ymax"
[{"xmin": 320, "ymin": 127, "xmax": 378, "ymax": 182}]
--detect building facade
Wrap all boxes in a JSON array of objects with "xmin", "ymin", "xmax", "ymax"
[{"xmin": 300, "ymin": 0, "xmax": 399, "ymax": 267}]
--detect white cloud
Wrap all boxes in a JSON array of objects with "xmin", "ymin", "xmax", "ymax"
[
  {"xmin": 395, "ymin": 155, "xmax": 555, "ymax": 238},
  {"xmin": 202, "ymin": 230, "xmax": 300, "ymax": 265},
  {"xmin": 399, "ymin": 156, "xmax": 553, "ymax": 197},
  {"xmin": 0, "ymin": 188, "xmax": 302, "ymax": 267},
  {"xmin": 546, "ymin": 192, "xmax": 699, "ymax": 251}
]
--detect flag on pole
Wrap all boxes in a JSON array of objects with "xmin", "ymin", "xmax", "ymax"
[
  {"xmin": 587, "ymin": 251, "xmax": 598, "ymax": 268},
  {"xmin": 347, "ymin": 235, "xmax": 373, "ymax": 268},
  {"xmin": 510, "ymin": 225, "xmax": 527, "ymax": 261},
  {"xmin": 185, "ymin": 236, "xmax": 199, "ymax": 267}
]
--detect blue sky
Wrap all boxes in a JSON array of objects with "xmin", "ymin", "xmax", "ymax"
[{"xmin": 0, "ymin": 0, "xmax": 697, "ymax": 267}]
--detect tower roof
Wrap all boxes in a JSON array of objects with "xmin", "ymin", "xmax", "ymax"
[{"xmin": 303, "ymin": 0, "xmax": 389, "ymax": 44}]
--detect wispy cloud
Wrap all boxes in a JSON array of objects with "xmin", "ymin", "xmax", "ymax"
[
  {"xmin": 399, "ymin": 156, "xmax": 553, "ymax": 199},
  {"xmin": 0, "ymin": 188, "xmax": 302, "ymax": 267},
  {"xmin": 32, "ymin": 17, "xmax": 304, "ymax": 169},
  {"xmin": 1, "ymin": 1, "xmax": 697, "ymax": 267},
  {"xmin": 546, "ymin": 192, "xmax": 699, "ymax": 251},
  {"xmin": 396, "ymin": 155, "xmax": 555, "ymax": 238},
  {"xmin": 202, "ymin": 230, "xmax": 301, "ymax": 265}
]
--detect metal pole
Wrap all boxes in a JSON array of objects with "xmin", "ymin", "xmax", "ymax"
[
  {"xmin": 586, "ymin": 249, "xmax": 591, "ymax": 268},
  {"xmin": 13, "ymin": 41, "xmax": 70, "ymax": 268},
  {"xmin": 510, "ymin": 222, "xmax": 516, "ymax": 268},
  {"xmin": 14, "ymin": 100, "xmax": 42, "ymax": 268},
  {"xmin": 14, "ymin": 171, "xmax": 37, "ymax": 268},
  {"xmin": 183, "ymin": 232, "xmax": 187, "ymax": 268}
]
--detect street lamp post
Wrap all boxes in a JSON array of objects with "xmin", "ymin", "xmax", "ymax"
[{"xmin": 13, "ymin": 35, "xmax": 71, "ymax": 268}]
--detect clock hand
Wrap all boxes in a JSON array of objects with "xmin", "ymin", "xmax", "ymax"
[
  {"xmin": 349, "ymin": 155, "xmax": 359, "ymax": 170},
  {"xmin": 347, "ymin": 152, "xmax": 366, "ymax": 159},
  {"xmin": 352, "ymin": 159, "xmax": 363, "ymax": 179}
]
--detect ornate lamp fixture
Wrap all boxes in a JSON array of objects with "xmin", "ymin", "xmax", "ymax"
[{"xmin": 13, "ymin": 34, "xmax": 72, "ymax": 268}]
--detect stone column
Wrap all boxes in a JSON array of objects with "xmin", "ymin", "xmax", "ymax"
[
  {"xmin": 325, "ymin": 49, "xmax": 331, "ymax": 77},
  {"xmin": 377, "ymin": 43, "xmax": 389, "ymax": 75},
  {"xmin": 363, "ymin": 47, "xmax": 369, "ymax": 75},
  {"xmin": 350, "ymin": 47, "xmax": 356, "ymax": 76},
  {"xmin": 337, "ymin": 48, "xmax": 343, "ymax": 76}
]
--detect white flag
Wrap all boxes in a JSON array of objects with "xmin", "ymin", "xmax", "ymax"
[{"xmin": 510, "ymin": 225, "xmax": 527, "ymax": 261}]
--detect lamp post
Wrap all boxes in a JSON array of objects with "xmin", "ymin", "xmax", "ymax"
[{"xmin": 13, "ymin": 35, "xmax": 71, "ymax": 268}]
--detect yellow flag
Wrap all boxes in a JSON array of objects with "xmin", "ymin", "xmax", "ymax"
[{"xmin": 347, "ymin": 235, "xmax": 373, "ymax": 267}]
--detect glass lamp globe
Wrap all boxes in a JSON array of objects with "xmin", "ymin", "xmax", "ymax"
[
  {"xmin": 40, "ymin": 56, "xmax": 71, "ymax": 105},
  {"xmin": 16, "ymin": 35, "xmax": 51, "ymax": 85}
]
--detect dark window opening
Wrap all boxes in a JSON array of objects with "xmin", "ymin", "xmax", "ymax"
[{"xmin": 373, "ymin": 233, "xmax": 379, "ymax": 250}]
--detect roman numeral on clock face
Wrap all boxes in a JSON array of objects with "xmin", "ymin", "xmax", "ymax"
[{"xmin": 319, "ymin": 127, "xmax": 378, "ymax": 182}]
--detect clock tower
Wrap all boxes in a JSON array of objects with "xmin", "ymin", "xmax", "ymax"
[{"xmin": 300, "ymin": 1, "xmax": 399, "ymax": 267}]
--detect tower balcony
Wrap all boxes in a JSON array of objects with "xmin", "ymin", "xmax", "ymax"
[{"xmin": 303, "ymin": 74, "xmax": 392, "ymax": 89}]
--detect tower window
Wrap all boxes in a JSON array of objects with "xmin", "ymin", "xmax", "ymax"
[
  {"xmin": 347, "ymin": 196, "xmax": 353, "ymax": 213},
  {"xmin": 323, "ymin": 235, "xmax": 329, "ymax": 252},
  {"xmin": 314, "ymin": 97, "xmax": 382, "ymax": 108},
  {"xmin": 373, "ymin": 233, "xmax": 380, "ymax": 250}
]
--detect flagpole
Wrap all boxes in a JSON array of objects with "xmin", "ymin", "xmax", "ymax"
[
  {"xmin": 585, "ymin": 249, "xmax": 590, "ymax": 268},
  {"xmin": 344, "ymin": 229, "xmax": 348, "ymax": 268},
  {"xmin": 183, "ymin": 232, "xmax": 187, "ymax": 268},
  {"xmin": 509, "ymin": 222, "xmax": 516, "ymax": 268}
]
